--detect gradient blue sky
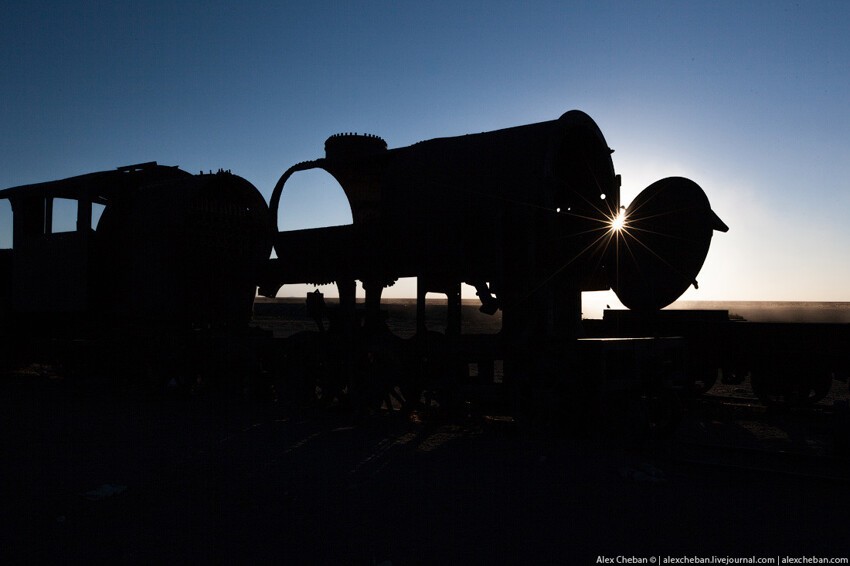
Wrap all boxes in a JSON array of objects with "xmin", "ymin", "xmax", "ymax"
[{"xmin": 2, "ymin": 1, "xmax": 849, "ymax": 312}]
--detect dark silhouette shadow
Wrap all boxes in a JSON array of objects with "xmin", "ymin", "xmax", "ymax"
[{"xmin": 7, "ymin": 112, "xmax": 850, "ymax": 564}]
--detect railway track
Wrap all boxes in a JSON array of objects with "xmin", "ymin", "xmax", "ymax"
[
  {"xmin": 672, "ymin": 439, "xmax": 850, "ymax": 483},
  {"xmin": 696, "ymin": 392, "xmax": 838, "ymax": 415},
  {"xmin": 669, "ymin": 384, "xmax": 850, "ymax": 482}
]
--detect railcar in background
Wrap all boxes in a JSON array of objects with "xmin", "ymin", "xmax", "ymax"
[{"xmin": 0, "ymin": 162, "xmax": 271, "ymax": 382}]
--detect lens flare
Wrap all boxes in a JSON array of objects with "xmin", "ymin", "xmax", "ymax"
[{"xmin": 609, "ymin": 208, "xmax": 627, "ymax": 232}]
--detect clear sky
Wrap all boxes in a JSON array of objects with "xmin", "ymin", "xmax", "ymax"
[{"xmin": 2, "ymin": 1, "xmax": 849, "ymax": 313}]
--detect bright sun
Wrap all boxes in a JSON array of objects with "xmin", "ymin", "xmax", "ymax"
[{"xmin": 610, "ymin": 208, "xmax": 627, "ymax": 232}]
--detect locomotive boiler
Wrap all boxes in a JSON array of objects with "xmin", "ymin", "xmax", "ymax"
[{"xmin": 262, "ymin": 110, "xmax": 727, "ymax": 342}]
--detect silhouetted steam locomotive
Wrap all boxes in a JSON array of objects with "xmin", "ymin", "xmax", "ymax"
[{"xmin": 0, "ymin": 111, "xmax": 841, "ymax": 410}]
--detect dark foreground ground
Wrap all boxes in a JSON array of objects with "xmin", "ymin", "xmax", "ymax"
[{"xmin": 2, "ymin": 369, "xmax": 850, "ymax": 565}]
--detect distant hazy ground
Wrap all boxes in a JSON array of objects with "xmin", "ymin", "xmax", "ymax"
[
  {"xmin": 669, "ymin": 301, "xmax": 850, "ymax": 323},
  {"xmin": 253, "ymin": 297, "xmax": 503, "ymax": 338},
  {"xmin": 255, "ymin": 298, "xmax": 850, "ymax": 335}
]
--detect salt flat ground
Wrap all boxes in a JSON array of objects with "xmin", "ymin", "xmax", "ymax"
[{"xmin": 2, "ymin": 368, "xmax": 849, "ymax": 564}]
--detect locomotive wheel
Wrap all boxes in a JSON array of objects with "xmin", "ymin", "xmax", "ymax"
[
  {"xmin": 406, "ymin": 331, "xmax": 470, "ymax": 418},
  {"xmin": 286, "ymin": 329, "xmax": 420, "ymax": 413},
  {"xmin": 278, "ymin": 331, "xmax": 349, "ymax": 409},
  {"xmin": 351, "ymin": 332, "xmax": 419, "ymax": 418},
  {"xmin": 720, "ymin": 366, "xmax": 746, "ymax": 385},
  {"xmin": 642, "ymin": 389, "xmax": 684, "ymax": 438},
  {"xmin": 680, "ymin": 366, "xmax": 718, "ymax": 398},
  {"xmin": 750, "ymin": 359, "xmax": 832, "ymax": 408}
]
